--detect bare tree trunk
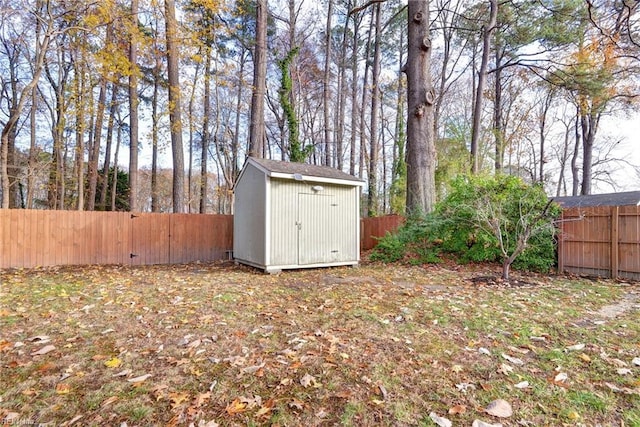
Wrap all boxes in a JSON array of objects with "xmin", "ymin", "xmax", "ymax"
[
  {"xmin": 27, "ymin": 84, "xmax": 38, "ymax": 209},
  {"xmin": 367, "ymin": 3, "xmax": 382, "ymax": 216},
  {"xmin": 187, "ymin": 61, "xmax": 202, "ymax": 213},
  {"xmin": 200, "ymin": 49, "xmax": 211, "ymax": 214},
  {"xmin": 323, "ymin": 0, "xmax": 334, "ymax": 167},
  {"xmin": 493, "ymin": 51, "xmax": 504, "ymax": 173},
  {"xmin": 128, "ymin": 0, "xmax": 140, "ymax": 212},
  {"xmin": 86, "ymin": 76, "xmax": 107, "ymax": 210},
  {"xmin": 111, "ymin": 121, "xmax": 122, "ymax": 211},
  {"xmin": 571, "ymin": 110, "xmax": 581, "ymax": 196},
  {"xmin": 165, "ymin": 0, "xmax": 185, "ymax": 213},
  {"xmin": 151, "ymin": 62, "xmax": 160, "ymax": 212},
  {"xmin": 248, "ymin": 0, "xmax": 268, "ymax": 158},
  {"xmin": 232, "ymin": 52, "xmax": 246, "ymax": 178},
  {"xmin": 73, "ymin": 57, "xmax": 85, "ymax": 211},
  {"xmin": 580, "ymin": 111, "xmax": 600, "ymax": 195},
  {"xmin": 335, "ymin": 0, "xmax": 351, "ymax": 171},
  {"xmin": 99, "ymin": 83, "xmax": 118, "ymax": 210},
  {"xmin": 470, "ymin": 0, "xmax": 497, "ymax": 174},
  {"xmin": 359, "ymin": 8, "xmax": 374, "ymax": 179},
  {"xmin": 349, "ymin": 11, "xmax": 361, "ymax": 176},
  {"xmin": 405, "ymin": 0, "xmax": 437, "ymax": 215}
]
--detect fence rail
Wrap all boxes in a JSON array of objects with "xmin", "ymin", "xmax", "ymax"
[
  {"xmin": 1, "ymin": 210, "xmax": 402, "ymax": 269},
  {"xmin": 558, "ymin": 205, "xmax": 640, "ymax": 281}
]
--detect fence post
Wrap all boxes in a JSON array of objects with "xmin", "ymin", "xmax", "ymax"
[
  {"xmin": 611, "ymin": 206, "xmax": 619, "ymax": 279},
  {"xmin": 557, "ymin": 209, "xmax": 565, "ymax": 274}
]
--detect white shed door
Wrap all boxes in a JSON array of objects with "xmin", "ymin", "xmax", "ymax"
[{"xmin": 298, "ymin": 193, "xmax": 338, "ymax": 265}]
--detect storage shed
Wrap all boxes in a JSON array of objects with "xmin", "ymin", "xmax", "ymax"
[
  {"xmin": 233, "ymin": 158, "xmax": 365, "ymax": 273},
  {"xmin": 554, "ymin": 191, "xmax": 640, "ymax": 280}
]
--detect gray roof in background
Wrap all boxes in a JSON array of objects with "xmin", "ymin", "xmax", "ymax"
[
  {"xmin": 249, "ymin": 157, "xmax": 364, "ymax": 183},
  {"xmin": 553, "ymin": 191, "xmax": 640, "ymax": 208}
]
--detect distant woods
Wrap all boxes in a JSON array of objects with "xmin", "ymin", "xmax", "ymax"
[{"xmin": 0, "ymin": 0, "xmax": 638, "ymax": 213}]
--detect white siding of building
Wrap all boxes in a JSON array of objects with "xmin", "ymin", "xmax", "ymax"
[{"xmin": 233, "ymin": 163, "xmax": 266, "ymax": 266}]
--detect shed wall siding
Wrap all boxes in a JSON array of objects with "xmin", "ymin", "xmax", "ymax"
[
  {"xmin": 233, "ymin": 164, "xmax": 266, "ymax": 265},
  {"xmin": 269, "ymin": 178, "xmax": 359, "ymax": 266}
]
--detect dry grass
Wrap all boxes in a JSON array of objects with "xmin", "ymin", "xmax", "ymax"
[{"xmin": 1, "ymin": 260, "xmax": 639, "ymax": 426}]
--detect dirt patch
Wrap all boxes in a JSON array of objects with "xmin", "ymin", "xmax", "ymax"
[{"xmin": 594, "ymin": 291, "xmax": 640, "ymax": 319}]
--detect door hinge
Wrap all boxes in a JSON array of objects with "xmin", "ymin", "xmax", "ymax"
[
  {"xmin": 131, "ymin": 214, "xmax": 139, "ymax": 219},
  {"xmin": 130, "ymin": 253, "xmax": 138, "ymax": 258}
]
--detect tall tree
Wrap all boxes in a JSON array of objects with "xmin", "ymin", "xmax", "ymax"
[
  {"xmin": 469, "ymin": 0, "xmax": 497, "ymax": 174},
  {"xmin": 165, "ymin": 0, "xmax": 185, "ymax": 212},
  {"xmin": 323, "ymin": 0, "xmax": 334, "ymax": 167},
  {"xmin": 405, "ymin": 0, "xmax": 437, "ymax": 215},
  {"xmin": 128, "ymin": 0, "xmax": 140, "ymax": 212},
  {"xmin": 367, "ymin": 3, "xmax": 382, "ymax": 216},
  {"xmin": 248, "ymin": 0, "xmax": 268, "ymax": 158}
]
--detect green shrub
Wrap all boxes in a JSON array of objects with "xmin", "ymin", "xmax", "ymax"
[{"xmin": 370, "ymin": 174, "xmax": 561, "ymax": 275}]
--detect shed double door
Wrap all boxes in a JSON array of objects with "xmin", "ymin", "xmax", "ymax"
[{"xmin": 297, "ymin": 193, "xmax": 342, "ymax": 265}]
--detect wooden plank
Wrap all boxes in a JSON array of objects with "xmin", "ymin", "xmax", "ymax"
[
  {"xmin": 611, "ymin": 206, "xmax": 619, "ymax": 279},
  {"xmin": 0, "ymin": 209, "xmax": 11, "ymax": 268},
  {"xmin": 9, "ymin": 210, "xmax": 20, "ymax": 267}
]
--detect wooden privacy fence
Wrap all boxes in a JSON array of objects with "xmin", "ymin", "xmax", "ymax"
[
  {"xmin": 0, "ymin": 211, "xmax": 402, "ymax": 269},
  {"xmin": 558, "ymin": 206, "xmax": 640, "ymax": 281},
  {"xmin": 0, "ymin": 210, "xmax": 233, "ymax": 269}
]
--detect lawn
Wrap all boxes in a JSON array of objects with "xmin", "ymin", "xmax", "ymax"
[{"xmin": 1, "ymin": 261, "xmax": 639, "ymax": 426}]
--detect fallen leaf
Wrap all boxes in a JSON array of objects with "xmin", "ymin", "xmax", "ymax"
[
  {"xmin": 565, "ymin": 343, "xmax": 585, "ymax": 352},
  {"xmin": 479, "ymin": 347, "xmax": 491, "ymax": 355},
  {"xmin": 194, "ymin": 391, "xmax": 211, "ymax": 408},
  {"xmin": 554, "ymin": 372, "xmax": 568, "ymax": 383},
  {"xmin": 288, "ymin": 398, "xmax": 304, "ymax": 410},
  {"xmin": 31, "ymin": 345, "xmax": 56, "ymax": 356},
  {"xmin": 448, "ymin": 404, "xmax": 466, "ymax": 415},
  {"xmin": 456, "ymin": 382, "xmax": 476, "ymax": 393},
  {"xmin": 497, "ymin": 363, "xmax": 514, "ymax": 375},
  {"xmin": 514, "ymin": 381, "xmax": 529, "ymax": 389},
  {"xmin": 169, "ymin": 391, "xmax": 190, "ymax": 408},
  {"xmin": 225, "ymin": 398, "xmax": 247, "ymax": 415},
  {"xmin": 429, "ymin": 412, "xmax": 452, "ymax": 427},
  {"xmin": 632, "ymin": 357, "xmax": 640, "ymax": 366},
  {"xmin": 127, "ymin": 374, "xmax": 152, "ymax": 383},
  {"xmin": 56, "ymin": 383, "xmax": 71, "ymax": 394},
  {"xmin": 472, "ymin": 420, "xmax": 503, "ymax": 427},
  {"xmin": 104, "ymin": 357, "xmax": 122, "ymax": 368},
  {"xmin": 112, "ymin": 369, "xmax": 132, "ymax": 377},
  {"xmin": 485, "ymin": 399, "xmax": 513, "ymax": 418},
  {"xmin": 300, "ymin": 373, "xmax": 319, "ymax": 388},
  {"xmin": 28, "ymin": 335, "xmax": 51, "ymax": 342},
  {"xmin": 101, "ymin": 396, "xmax": 119, "ymax": 408},
  {"xmin": 617, "ymin": 368, "xmax": 632, "ymax": 375},
  {"xmin": 451, "ymin": 364, "xmax": 463, "ymax": 373},
  {"xmin": 501, "ymin": 353, "xmax": 524, "ymax": 366},
  {"xmin": 579, "ymin": 354, "xmax": 592, "ymax": 363}
]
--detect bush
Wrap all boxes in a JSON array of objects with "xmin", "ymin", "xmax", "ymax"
[{"xmin": 371, "ymin": 174, "xmax": 561, "ymax": 275}]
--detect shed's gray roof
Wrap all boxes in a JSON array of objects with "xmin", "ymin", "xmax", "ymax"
[
  {"xmin": 249, "ymin": 157, "xmax": 364, "ymax": 184},
  {"xmin": 553, "ymin": 191, "xmax": 640, "ymax": 208}
]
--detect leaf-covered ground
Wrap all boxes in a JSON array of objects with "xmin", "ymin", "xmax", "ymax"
[{"xmin": 1, "ymin": 261, "xmax": 639, "ymax": 426}]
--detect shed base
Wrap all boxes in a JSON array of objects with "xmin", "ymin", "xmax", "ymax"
[{"xmin": 234, "ymin": 258, "xmax": 359, "ymax": 274}]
